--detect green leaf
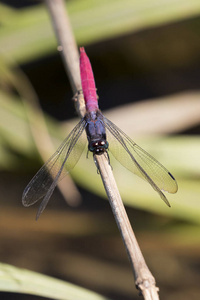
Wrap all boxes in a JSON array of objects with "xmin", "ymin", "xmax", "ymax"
[
  {"xmin": 0, "ymin": 0, "xmax": 200, "ymax": 64},
  {"xmin": 0, "ymin": 262, "xmax": 109, "ymax": 300}
]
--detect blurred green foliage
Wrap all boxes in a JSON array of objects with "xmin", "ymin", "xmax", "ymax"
[
  {"xmin": 0, "ymin": 262, "xmax": 109, "ymax": 300},
  {"xmin": 0, "ymin": 0, "xmax": 200, "ymax": 64},
  {"xmin": 0, "ymin": 1, "xmax": 200, "ymax": 298},
  {"xmin": 0, "ymin": 0, "xmax": 200, "ymax": 220}
]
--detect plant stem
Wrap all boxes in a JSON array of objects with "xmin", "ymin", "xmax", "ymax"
[
  {"xmin": 45, "ymin": 0, "xmax": 86, "ymax": 118},
  {"xmin": 44, "ymin": 0, "xmax": 160, "ymax": 298},
  {"xmin": 95, "ymin": 155, "xmax": 159, "ymax": 299}
]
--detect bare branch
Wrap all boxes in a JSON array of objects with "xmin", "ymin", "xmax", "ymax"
[
  {"xmin": 44, "ymin": 0, "xmax": 160, "ymax": 298},
  {"xmin": 45, "ymin": 0, "xmax": 86, "ymax": 118},
  {"xmin": 95, "ymin": 155, "xmax": 159, "ymax": 298}
]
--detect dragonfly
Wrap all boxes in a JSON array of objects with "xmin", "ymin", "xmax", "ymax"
[{"xmin": 22, "ymin": 47, "xmax": 178, "ymax": 219}]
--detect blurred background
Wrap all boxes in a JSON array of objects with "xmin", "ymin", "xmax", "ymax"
[{"xmin": 0, "ymin": 0, "xmax": 200, "ymax": 299}]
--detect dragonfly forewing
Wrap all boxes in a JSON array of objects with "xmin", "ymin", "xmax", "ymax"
[
  {"xmin": 22, "ymin": 119, "xmax": 87, "ymax": 212},
  {"xmin": 103, "ymin": 116, "xmax": 178, "ymax": 204}
]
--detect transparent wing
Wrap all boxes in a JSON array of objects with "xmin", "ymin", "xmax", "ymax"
[
  {"xmin": 22, "ymin": 119, "xmax": 87, "ymax": 218},
  {"xmin": 103, "ymin": 116, "xmax": 178, "ymax": 206}
]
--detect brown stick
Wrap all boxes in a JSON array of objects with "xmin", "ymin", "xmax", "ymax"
[
  {"xmin": 45, "ymin": 0, "xmax": 86, "ymax": 118},
  {"xmin": 95, "ymin": 155, "xmax": 159, "ymax": 298},
  {"xmin": 44, "ymin": 0, "xmax": 160, "ymax": 298}
]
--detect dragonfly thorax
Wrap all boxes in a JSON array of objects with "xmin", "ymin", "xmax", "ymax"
[{"xmin": 85, "ymin": 110, "xmax": 109, "ymax": 155}]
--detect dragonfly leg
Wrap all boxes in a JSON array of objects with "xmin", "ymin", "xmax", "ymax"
[{"xmin": 105, "ymin": 151, "xmax": 112, "ymax": 168}]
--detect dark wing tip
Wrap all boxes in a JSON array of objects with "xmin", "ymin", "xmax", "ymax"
[
  {"xmin": 168, "ymin": 172, "xmax": 176, "ymax": 181},
  {"xmin": 168, "ymin": 172, "xmax": 178, "ymax": 193}
]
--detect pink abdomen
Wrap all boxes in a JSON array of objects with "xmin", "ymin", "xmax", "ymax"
[{"xmin": 80, "ymin": 47, "xmax": 99, "ymax": 112}]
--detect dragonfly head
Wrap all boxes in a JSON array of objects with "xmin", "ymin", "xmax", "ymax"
[{"xmin": 89, "ymin": 139, "xmax": 109, "ymax": 155}]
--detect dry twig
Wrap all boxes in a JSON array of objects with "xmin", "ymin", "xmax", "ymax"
[{"xmin": 44, "ymin": 0, "xmax": 160, "ymax": 298}]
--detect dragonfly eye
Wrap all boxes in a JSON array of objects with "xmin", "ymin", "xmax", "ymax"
[
  {"xmin": 101, "ymin": 141, "xmax": 109, "ymax": 149},
  {"xmin": 96, "ymin": 140, "xmax": 109, "ymax": 149},
  {"xmin": 89, "ymin": 140, "xmax": 109, "ymax": 153}
]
